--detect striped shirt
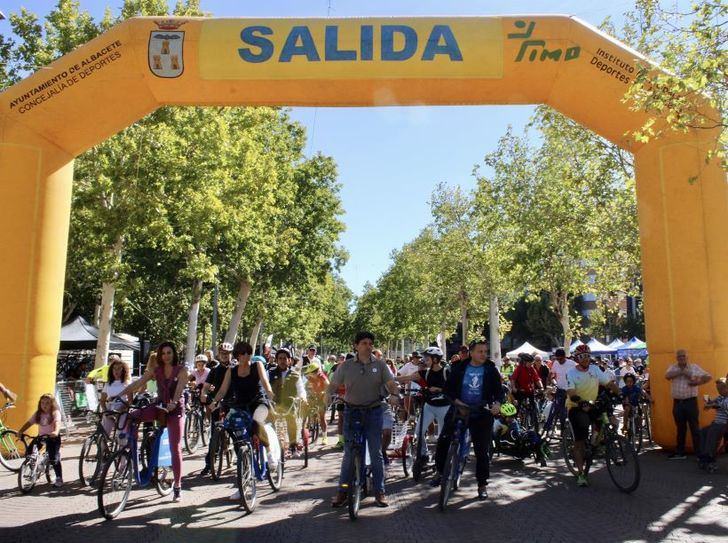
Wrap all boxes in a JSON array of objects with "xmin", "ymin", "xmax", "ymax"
[{"xmin": 665, "ymin": 362, "xmax": 710, "ymax": 400}]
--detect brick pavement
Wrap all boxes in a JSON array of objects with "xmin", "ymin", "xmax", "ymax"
[{"xmin": 1, "ymin": 430, "xmax": 726, "ymax": 543}]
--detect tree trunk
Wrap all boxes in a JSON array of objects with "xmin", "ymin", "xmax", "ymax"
[
  {"xmin": 224, "ymin": 278, "xmax": 251, "ymax": 344},
  {"xmin": 249, "ymin": 317, "xmax": 263, "ymax": 352},
  {"xmin": 558, "ymin": 294, "xmax": 572, "ymax": 353},
  {"xmin": 459, "ymin": 291, "xmax": 469, "ymax": 346},
  {"xmin": 184, "ymin": 279, "xmax": 204, "ymax": 366},
  {"xmin": 94, "ymin": 237, "xmax": 124, "ymax": 369},
  {"xmin": 489, "ymin": 295, "xmax": 501, "ymax": 364}
]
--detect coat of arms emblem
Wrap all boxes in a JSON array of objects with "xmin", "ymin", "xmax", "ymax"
[{"xmin": 149, "ymin": 20, "xmax": 186, "ymax": 78}]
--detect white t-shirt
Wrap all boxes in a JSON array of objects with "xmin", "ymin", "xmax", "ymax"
[
  {"xmin": 551, "ymin": 359, "xmax": 577, "ymax": 389},
  {"xmin": 102, "ymin": 381, "xmax": 127, "ymax": 410},
  {"xmin": 399, "ymin": 362, "xmax": 421, "ymax": 391},
  {"xmin": 566, "ymin": 365, "xmax": 612, "ymax": 407}
]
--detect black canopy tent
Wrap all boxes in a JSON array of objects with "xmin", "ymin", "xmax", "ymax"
[{"xmin": 60, "ymin": 316, "xmax": 140, "ymax": 351}]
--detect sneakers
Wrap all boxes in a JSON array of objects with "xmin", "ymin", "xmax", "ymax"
[
  {"xmin": 374, "ymin": 493, "xmax": 389, "ymax": 507},
  {"xmin": 229, "ymin": 489, "xmax": 241, "ymax": 501},
  {"xmin": 668, "ymin": 453, "xmax": 687, "ymax": 460},
  {"xmin": 576, "ymin": 474, "xmax": 589, "ymax": 487},
  {"xmin": 321, "ymin": 435, "xmax": 329, "ymax": 446},
  {"xmin": 331, "ymin": 490, "xmax": 348, "ymax": 508},
  {"xmin": 335, "ymin": 436, "xmax": 345, "ymax": 450},
  {"xmin": 477, "ymin": 484, "xmax": 488, "ymax": 501},
  {"xmin": 430, "ymin": 475, "xmax": 442, "ymax": 487},
  {"xmin": 53, "ymin": 478, "xmax": 63, "ymax": 488},
  {"xmin": 172, "ymin": 487, "xmax": 182, "ymax": 502},
  {"xmin": 200, "ymin": 466, "xmax": 211, "ymax": 477}
]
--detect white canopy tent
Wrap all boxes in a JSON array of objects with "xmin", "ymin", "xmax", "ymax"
[
  {"xmin": 586, "ymin": 338, "xmax": 616, "ymax": 355},
  {"xmin": 506, "ymin": 341, "xmax": 550, "ymax": 359}
]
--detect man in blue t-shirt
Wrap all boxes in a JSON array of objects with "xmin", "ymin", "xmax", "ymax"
[{"xmin": 432, "ymin": 339, "xmax": 504, "ymax": 500}]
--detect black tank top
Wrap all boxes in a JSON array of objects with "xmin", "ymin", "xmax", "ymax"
[{"xmin": 229, "ymin": 362, "xmax": 267, "ymax": 407}]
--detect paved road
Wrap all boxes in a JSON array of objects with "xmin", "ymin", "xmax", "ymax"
[{"xmin": 1, "ymin": 429, "xmax": 726, "ymax": 543}]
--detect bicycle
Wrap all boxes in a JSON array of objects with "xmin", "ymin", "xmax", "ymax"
[
  {"xmin": 97, "ymin": 401, "xmax": 174, "ymax": 520},
  {"xmin": 17, "ymin": 435, "xmax": 53, "ymax": 493},
  {"xmin": 515, "ymin": 391, "xmax": 540, "ymax": 433},
  {"xmin": 541, "ymin": 388, "xmax": 568, "ymax": 442},
  {"xmin": 208, "ymin": 404, "xmax": 234, "ymax": 480},
  {"xmin": 78, "ymin": 407, "xmax": 121, "ymax": 487},
  {"xmin": 273, "ymin": 397, "xmax": 308, "ymax": 467},
  {"xmin": 0, "ymin": 402, "xmax": 29, "ymax": 472},
  {"xmin": 562, "ymin": 395, "xmax": 640, "ymax": 493},
  {"xmin": 184, "ymin": 389, "xmax": 208, "ymax": 454},
  {"xmin": 410, "ymin": 393, "xmax": 430, "ymax": 482},
  {"xmin": 224, "ymin": 405, "xmax": 283, "ymax": 513},
  {"xmin": 439, "ymin": 408, "xmax": 472, "ymax": 511},
  {"xmin": 341, "ymin": 404, "xmax": 376, "ymax": 521}
]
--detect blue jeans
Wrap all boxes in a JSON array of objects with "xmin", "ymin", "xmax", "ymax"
[{"xmin": 339, "ymin": 405, "xmax": 385, "ymax": 494}]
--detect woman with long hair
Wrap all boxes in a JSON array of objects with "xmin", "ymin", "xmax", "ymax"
[
  {"xmin": 18, "ymin": 393, "xmax": 63, "ymax": 487},
  {"xmin": 119, "ymin": 342, "xmax": 188, "ymax": 502}
]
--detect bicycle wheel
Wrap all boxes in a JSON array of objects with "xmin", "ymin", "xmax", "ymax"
[
  {"xmin": 201, "ymin": 413, "xmax": 210, "ymax": 447},
  {"xmin": 529, "ymin": 403, "xmax": 540, "ymax": 433},
  {"xmin": 642, "ymin": 403, "xmax": 653, "ymax": 445},
  {"xmin": 0, "ymin": 430, "xmax": 27, "ymax": 472},
  {"xmin": 402, "ymin": 436, "xmax": 414, "ymax": 477},
  {"xmin": 438, "ymin": 440, "xmax": 459, "ymax": 511},
  {"xmin": 266, "ymin": 445, "xmax": 284, "ymax": 491},
  {"xmin": 605, "ymin": 434, "xmax": 640, "ymax": 493},
  {"xmin": 184, "ymin": 413, "xmax": 201, "ymax": 454},
  {"xmin": 348, "ymin": 452, "xmax": 362, "ymax": 520},
  {"xmin": 412, "ymin": 440, "xmax": 424, "ymax": 483},
  {"xmin": 17, "ymin": 458, "xmax": 38, "ymax": 493},
  {"xmin": 310, "ymin": 419, "xmax": 320, "ymax": 444},
  {"xmin": 561, "ymin": 422, "xmax": 578, "ymax": 477},
  {"xmin": 97, "ymin": 450, "xmax": 133, "ymax": 520},
  {"xmin": 209, "ymin": 427, "xmax": 225, "ymax": 480},
  {"xmin": 237, "ymin": 446, "xmax": 257, "ymax": 513},
  {"xmin": 154, "ymin": 465, "xmax": 174, "ymax": 496},
  {"xmin": 79, "ymin": 434, "xmax": 103, "ymax": 487}
]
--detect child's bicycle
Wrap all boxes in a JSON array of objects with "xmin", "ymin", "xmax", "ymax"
[
  {"xmin": 79, "ymin": 407, "xmax": 122, "ymax": 487},
  {"xmin": 0, "ymin": 402, "xmax": 28, "ymax": 472},
  {"xmin": 97, "ymin": 399, "xmax": 174, "ymax": 520},
  {"xmin": 17, "ymin": 435, "xmax": 53, "ymax": 493}
]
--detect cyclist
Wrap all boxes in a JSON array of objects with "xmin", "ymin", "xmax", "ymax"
[
  {"xmin": 303, "ymin": 360, "xmax": 330, "ymax": 445},
  {"xmin": 545, "ymin": 347, "xmax": 575, "ymax": 432},
  {"xmin": 397, "ymin": 346, "xmax": 450, "ymax": 460},
  {"xmin": 510, "ymin": 353, "xmax": 543, "ymax": 420},
  {"xmin": 18, "ymin": 393, "xmax": 63, "ymax": 487},
  {"xmin": 190, "ymin": 354, "xmax": 211, "ymax": 388},
  {"xmin": 327, "ymin": 331, "xmax": 401, "ymax": 508},
  {"xmin": 116, "ymin": 341, "xmax": 189, "ymax": 501},
  {"xmin": 269, "ymin": 348, "xmax": 307, "ymax": 455},
  {"xmin": 328, "ymin": 353, "xmax": 347, "ymax": 448},
  {"xmin": 210, "ymin": 341, "xmax": 279, "ymax": 500},
  {"xmin": 199, "ymin": 342, "xmax": 234, "ymax": 477},
  {"xmin": 492, "ymin": 402, "xmax": 548, "ymax": 466},
  {"xmin": 431, "ymin": 339, "xmax": 504, "ymax": 500},
  {"xmin": 99, "ymin": 356, "xmax": 131, "ymax": 435},
  {"xmin": 400, "ymin": 351, "xmax": 424, "ymax": 416},
  {"xmin": 303, "ymin": 344, "xmax": 321, "ymax": 369},
  {"xmin": 566, "ymin": 344, "xmax": 620, "ymax": 487},
  {"xmin": 500, "ymin": 356, "xmax": 515, "ymax": 381},
  {"xmin": 621, "ymin": 373, "xmax": 651, "ymax": 433}
]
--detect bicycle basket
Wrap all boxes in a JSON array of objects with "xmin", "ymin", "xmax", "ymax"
[{"xmin": 225, "ymin": 409, "xmax": 253, "ymax": 440}]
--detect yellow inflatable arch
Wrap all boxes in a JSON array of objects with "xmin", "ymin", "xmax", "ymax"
[{"xmin": 0, "ymin": 16, "xmax": 725, "ymax": 447}]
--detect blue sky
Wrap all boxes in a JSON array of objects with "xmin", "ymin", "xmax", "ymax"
[{"xmin": 1, "ymin": 1, "xmax": 642, "ymax": 295}]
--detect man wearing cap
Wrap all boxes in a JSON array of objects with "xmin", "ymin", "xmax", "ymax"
[
  {"xmin": 544, "ymin": 348, "xmax": 576, "ymax": 434},
  {"xmin": 199, "ymin": 342, "xmax": 234, "ymax": 476},
  {"xmin": 303, "ymin": 344, "xmax": 322, "ymax": 369}
]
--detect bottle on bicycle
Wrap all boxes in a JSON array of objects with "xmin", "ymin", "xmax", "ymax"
[{"xmin": 431, "ymin": 339, "xmax": 504, "ymax": 501}]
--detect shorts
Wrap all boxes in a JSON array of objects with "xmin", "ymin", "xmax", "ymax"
[
  {"xmin": 382, "ymin": 406, "xmax": 394, "ymax": 430},
  {"xmin": 568, "ymin": 406, "xmax": 600, "ymax": 442}
]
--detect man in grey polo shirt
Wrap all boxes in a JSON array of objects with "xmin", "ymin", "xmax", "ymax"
[{"xmin": 327, "ymin": 331, "xmax": 400, "ymax": 508}]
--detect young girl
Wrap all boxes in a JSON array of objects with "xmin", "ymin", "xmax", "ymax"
[
  {"xmin": 99, "ymin": 356, "xmax": 131, "ymax": 436},
  {"xmin": 18, "ymin": 393, "xmax": 63, "ymax": 487}
]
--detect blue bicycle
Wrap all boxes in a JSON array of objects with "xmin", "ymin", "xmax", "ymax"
[
  {"xmin": 342, "ymin": 405, "xmax": 376, "ymax": 521},
  {"xmin": 438, "ymin": 409, "xmax": 471, "ymax": 511},
  {"xmin": 97, "ymin": 401, "xmax": 173, "ymax": 520},
  {"xmin": 225, "ymin": 406, "xmax": 283, "ymax": 514}
]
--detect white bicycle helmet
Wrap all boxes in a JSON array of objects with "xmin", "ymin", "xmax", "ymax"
[{"xmin": 423, "ymin": 346, "xmax": 444, "ymax": 358}]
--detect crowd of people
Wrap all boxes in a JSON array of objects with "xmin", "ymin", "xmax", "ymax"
[{"xmin": 1, "ymin": 334, "xmax": 726, "ymax": 509}]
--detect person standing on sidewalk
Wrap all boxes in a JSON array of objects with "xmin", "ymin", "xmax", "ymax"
[
  {"xmin": 665, "ymin": 349, "xmax": 712, "ymax": 459},
  {"xmin": 327, "ymin": 331, "xmax": 401, "ymax": 508}
]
